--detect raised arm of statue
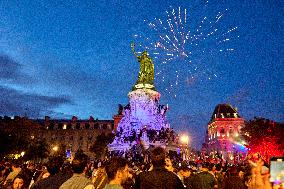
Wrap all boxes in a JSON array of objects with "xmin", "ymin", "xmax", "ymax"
[{"xmin": 131, "ymin": 42, "xmax": 139, "ymax": 59}]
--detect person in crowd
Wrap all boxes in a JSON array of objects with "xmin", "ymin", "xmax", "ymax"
[
  {"xmin": 246, "ymin": 159, "xmax": 271, "ymax": 189},
  {"xmin": 31, "ymin": 165, "xmax": 49, "ymax": 185},
  {"xmin": 192, "ymin": 162, "xmax": 217, "ymax": 189},
  {"xmin": 31, "ymin": 156, "xmax": 72, "ymax": 189},
  {"xmin": 104, "ymin": 157, "xmax": 129, "ymax": 189},
  {"xmin": 165, "ymin": 157, "xmax": 174, "ymax": 172},
  {"xmin": 4, "ymin": 160, "xmax": 22, "ymax": 186},
  {"xmin": 16, "ymin": 163, "xmax": 35, "ymax": 189},
  {"xmin": 60, "ymin": 153, "xmax": 94, "ymax": 189},
  {"xmin": 0, "ymin": 165, "xmax": 6, "ymax": 185},
  {"xmin": 208, "ymin": 164, "xmax": 216, "ymax": 176},
  {"xmin": 224, "ymin": 166, "xmax": 246, "ymax": 189},
  {"xmin": 214, "ymin": 164, "xmax": 225, "ymax": 189},
  {"xmin": 92, "ymin": 163, "xmax": 108, "ymax": 189},
  {"xmin": 11, "ymin": 175, "xmax": 26, "ymax": 189},
  {"xmin": 134, "ymin": 147, "xmax": 184, "ymax": 189},
  {"xmin": 184, "ymin": 168, "xmax": 199, "ymax": 189},
  {"xmin": 177, "ymin": 165, "xmax": 191, "ymax": 188}
]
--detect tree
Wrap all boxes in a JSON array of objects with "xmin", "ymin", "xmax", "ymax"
[
  {"xmin": 89, "ymin": 132, "xmax": 115, "ymax": 159},
  {"xmin": 0, "ymin": 117, "xmax": 48, "ymax": 160},
  {"xmin": 0, "ymin": 130, "xmax": 30, "ymax": 158},
  {"xmin": 241, "ymin": 117, "xmax": 284, "ymax": 162},
  {"xmin": 24, "ymin": 139, "xmax": 49, "ymax": 162}
]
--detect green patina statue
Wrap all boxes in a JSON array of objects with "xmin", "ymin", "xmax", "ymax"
[{"xmin": 131, "ymin": 43, "xmax": 154, "ymax": 87}]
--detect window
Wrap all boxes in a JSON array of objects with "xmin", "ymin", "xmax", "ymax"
[
  {"xmin": 107, "ymin": 124, "xmax": 112, "ymax": 130},
  {"xmin": 58, "ymin": 123, "xmax": 63, "ymax": 129},
  {"xmin": 85, "ymin": 123, "xmax": 90, "ymax": 129},
  {"xmin": 103, "ymin": 124, "xmax": 107, "ymax": 129},
  {"xmin": 76, "ymin": 123, "xmax": 81, "ymax": 129},
  {"xmin": 229, "ymin": 127, "xmax": 234, "ymax": 134},
  {"xmin": 94, "ymin": 123, "xmax": 99, "ymax": 129},
  {"xmin": 220, "ymin": 128, "xmax": 225, "ymax": 134},
  {"xmin": 49, "ymin": 123, "xmax": 55, "ymax": 130}
]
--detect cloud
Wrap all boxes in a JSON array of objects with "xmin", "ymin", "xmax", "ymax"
[
  {"xmin": 0, "ymin": 54, "xmax": 33, "ymax": 84},
  {"xmin": 0, "ymin": 55, "xmax": 21, "ymax": 79},
  {"xmin": 0, "ymin": 85, "xmax": 72, "ymax": 118}
]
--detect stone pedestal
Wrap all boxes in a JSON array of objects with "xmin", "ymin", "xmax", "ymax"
[{"xmin": 108, "ymin": 87, "xmax": 171, "ymax": 152}]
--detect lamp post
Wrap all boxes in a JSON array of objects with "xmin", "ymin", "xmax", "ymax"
[
  {"xmin": 180, "ymin": 134, "xmax": 189, "ymax": 160},
  {"xmin": 20, "ymin": 151, "xmax": 25, "ymax": 157},
  {"xmin": 52, "ymin": 146, "xmax": 59, "ymax": 153}
]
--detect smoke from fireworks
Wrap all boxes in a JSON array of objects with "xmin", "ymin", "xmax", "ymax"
[{"xmin": 133, "ymin": 3, "xmax": 239, "ymax": 97}]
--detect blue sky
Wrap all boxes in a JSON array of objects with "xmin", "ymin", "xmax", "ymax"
[{"xmin": 0, "ymin": 0, "xmax": 283, "ymax": 147}]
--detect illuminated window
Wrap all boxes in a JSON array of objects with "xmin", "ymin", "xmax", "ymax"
[
  {"xmin": 63, "ymin": 124, "xmax": 67, "ymax": 130},
  {"xmin": 229, "ymin": 127, "xmax": 234, "ymax": 134}
]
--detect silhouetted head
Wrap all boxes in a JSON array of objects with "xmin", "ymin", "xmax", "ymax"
[{"xmin": 151, "ymin": 147, "xmax": 166, "ymax": 167}]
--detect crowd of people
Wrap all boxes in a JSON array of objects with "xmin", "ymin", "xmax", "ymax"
[
  {"xmin": 115, "ymin": 127, "xmax": 177, "ymax": 145},
  {"xmin": 0, "ymin": 147, "xmax": 277, "ymax": 189}
]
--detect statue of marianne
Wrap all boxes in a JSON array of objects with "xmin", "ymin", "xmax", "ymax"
[{"xmin": 131, "ymin": 43, "xmax": 154, "ymax": 85}]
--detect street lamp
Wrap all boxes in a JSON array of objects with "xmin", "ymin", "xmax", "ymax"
[
  {"xmin": 180, "ymin": 134, "xmax": 189, "ymax": 145},
  {"xmin": 20, "ymin": 151, "xmax": 25, "ymax": 157},
  {"xmin": 180, "ymin": 134, "xmax": 190, "ymax": 160},
  {"xmin": 52, "ymin": 146, "xmax": 59, "ymax": 152}
]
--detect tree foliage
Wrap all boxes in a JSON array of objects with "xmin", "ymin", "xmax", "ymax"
[
  {"xmin": 0, "ymin": 117, "xmax": 49, "ymax": 160},
  {"xmin": 24, "ymin": 139, "xmax": 49, "ymax": 161},
  {"xmin": 89, "ymin": 132, "xmax": 115, "ymax": 159},
  {"xmin": 241, "ymin": 117, "xmax": 284, "ymax": 162}
]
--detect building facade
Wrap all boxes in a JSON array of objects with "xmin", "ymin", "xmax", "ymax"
[
  {"xmin": 207, "ymin": 104, "xmax": 245, "ymax": 161},
  {"xmin": 42, "ymin": 116, "xmax": 114, "ymax": 157},
  {"xmin": 0, "ymin": 115, "xmax": 114, "ymax": 159}
]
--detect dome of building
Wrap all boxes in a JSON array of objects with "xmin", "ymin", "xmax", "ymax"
[{"xmin": 210, "ymin": 104, "xmax": 241, "ymax": 122}]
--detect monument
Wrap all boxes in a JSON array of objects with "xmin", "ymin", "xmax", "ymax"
[{"xmin": 108, "ymin": 43, "xmax": 178, "ymax": 153}]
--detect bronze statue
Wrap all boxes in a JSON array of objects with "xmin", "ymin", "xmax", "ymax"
[{"xmin": 131, "ymin": 43, "xmax": 154, "ymax": 85}]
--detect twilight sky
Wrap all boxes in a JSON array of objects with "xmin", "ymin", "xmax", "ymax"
[{"xmin": 0, "ymin": 0, "xmax": 283, "ymax": 147}]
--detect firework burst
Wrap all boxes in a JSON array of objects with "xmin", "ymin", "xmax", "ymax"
[{"xmin": 133, "ymin": 3, "xmax": 239, "ymax": 97}]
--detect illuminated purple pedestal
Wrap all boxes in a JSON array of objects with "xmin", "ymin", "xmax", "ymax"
[{"xmin": 108, "ymin": 86, "xmax": 174, "ymax": 152}]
